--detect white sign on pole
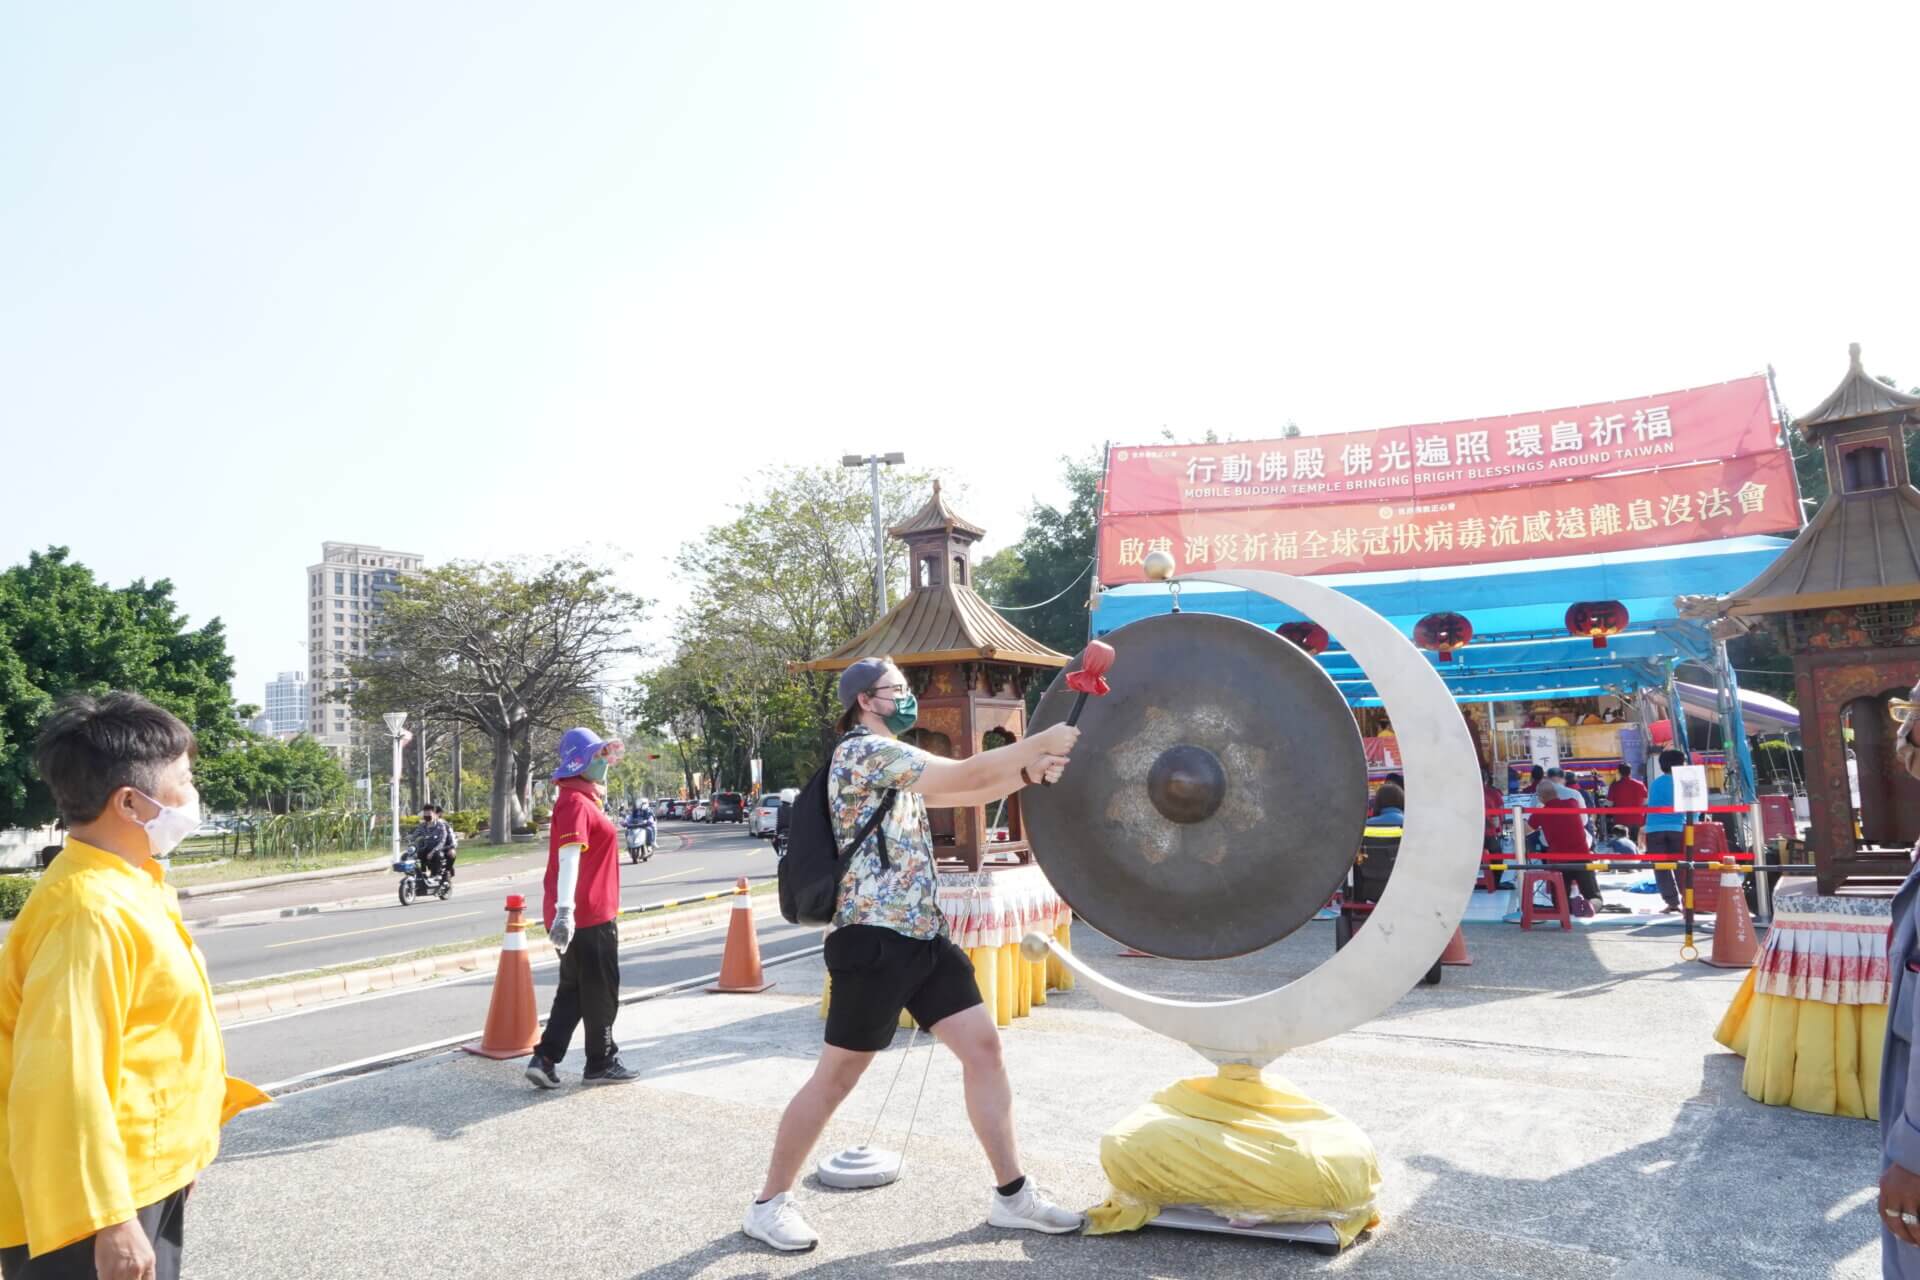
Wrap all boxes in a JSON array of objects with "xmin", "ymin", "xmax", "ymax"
[
  {"xmin": 1527, "ymin": 729, "xmax": 1561, "ymax": 772},
  {"xmin": 1671, "ymin": 765, "xmax": 1710, "ymax": 814},
  {"xmin": 750, "ymin": 757, "xmax": 763, "ymax": 788}
]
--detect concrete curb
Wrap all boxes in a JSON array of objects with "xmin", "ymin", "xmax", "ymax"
[
  {"xmin": 184, "ymin": 862, "xmax": 545, "ymax": 930},
  {"xmin": 211, "ymin": 897, "xmax": 777, "ymax": 1026},
  {"xmin": 176, "ymin": 857, "xmax": 396, "ymax": 898},
  {"xmin": 180, "ymin": 831, "xmax": 698, "ymax": 924}
]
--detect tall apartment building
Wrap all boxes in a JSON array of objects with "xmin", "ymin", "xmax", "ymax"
[
  {"xmin": 306, "ymin": 542, "xmax": 424, "ymax": 756},
  {"xmin": 263, "ymin": 670, "xmax": 309, "ymax": 738}
]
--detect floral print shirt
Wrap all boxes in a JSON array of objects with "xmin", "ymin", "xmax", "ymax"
[{"xmin": 830, "ymin": 729, "xmax": 943, "ymax": 940}]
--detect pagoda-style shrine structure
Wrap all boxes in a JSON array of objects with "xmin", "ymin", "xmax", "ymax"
[
  {"xmin": 1726, "ymin": 344, "xmax": 1920, "ymax": 890},
  {"xmin": 805, "ymin": 483, "xmax": 1069, "ymax": 869}
]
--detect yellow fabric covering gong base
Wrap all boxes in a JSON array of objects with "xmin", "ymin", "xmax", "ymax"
[
  {"xmin": 1085, "ymin": 1064, "xmax": 1382, "ymax": 1249},
  {"xmin": 1714, "ymin": 968, "xmax": 1885, "ymax": 1120}
]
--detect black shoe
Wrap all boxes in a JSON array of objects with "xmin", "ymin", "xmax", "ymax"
[
  {"xmin": 582, "ymin": 1058, "xmax": 639, "ymax": 1085},
  {"xmin": 525, "ymin": 1053, "xmax": 561, "ymax": 1090}
]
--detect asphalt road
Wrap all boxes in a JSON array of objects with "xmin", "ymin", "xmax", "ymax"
[
  {"xmin": 222, "ymin": 910, "xmax": 823, "ymax": 1088},
  {"xmin": 193, "ymin": 820, "xmax": 774, "ymax": 985}
]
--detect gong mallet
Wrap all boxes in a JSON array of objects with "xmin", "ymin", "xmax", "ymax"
[{"xmin": 1042, "ymin": 639, "xmax": 1116, "ymax": 785}]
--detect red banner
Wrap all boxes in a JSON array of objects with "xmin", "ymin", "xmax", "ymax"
[
  {"xmin": 1098, "ymin": 451, "xmax": 1801, "ymax": 584},
  {"xmin": 1102, "ymin": 376, "xmax": 1778, "ymax": 514}
]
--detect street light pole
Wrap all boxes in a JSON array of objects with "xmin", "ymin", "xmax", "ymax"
[
  {"xmin": 382, "ymin": 712, "xmax": 407, "ymax": 862},
  {"xmin": 842, "ymin": 452, "xmax": 905, "ymax": 617}
]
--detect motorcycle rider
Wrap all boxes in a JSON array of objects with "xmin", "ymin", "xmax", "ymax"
[
  {"xmin": 412, "ymin": 804, "xmax": 453, "ymax": 879},
  {"xmin": 623, "ymin": 799, "xmax": 655, "ymax": 854}
]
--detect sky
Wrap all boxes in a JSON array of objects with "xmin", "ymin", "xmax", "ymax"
[{"xmin": 4, "ymin": 2, "xmax": 1919, "ymax": 708}]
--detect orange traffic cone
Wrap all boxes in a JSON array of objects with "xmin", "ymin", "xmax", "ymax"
[
  {"xmin": 1703, "ymin": 867, "xmax": 1762, "ymax": 968},
  {"xmin": 708, "ymin": 878, "xmax": 773, "ymax": 993},
  {"xmin": 1440, "ymin": 925, "xmax": 1472, "ymax": 966},
  {"xmin": 464, "ymin": 894, "xmax": 540, "ymax": 1059}
]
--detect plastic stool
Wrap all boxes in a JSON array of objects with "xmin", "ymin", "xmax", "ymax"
[{"xmin": 1519, "ymin": 871, "xmax": 1571, "ymax": 931}]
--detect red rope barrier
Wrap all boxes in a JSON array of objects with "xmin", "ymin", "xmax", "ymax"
[{"xmin": 1480, "ymin": 805, "xmax": 1752, "ymax": 816}]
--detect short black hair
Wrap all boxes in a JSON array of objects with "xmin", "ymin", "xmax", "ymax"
[
  {"xmin": 1382, "ymin": 772, "xmax": 1405, "ymax": 788},
  {"xmin": 1658, "ymin": 748, "xmax": 1687, "ymax": 772},
  {"xmin": 1618, "ymin": 764, "xmax": 1634, "ymax": 777},
  {"xmin": 1372, "ymin": 783, "xmax": 1406, "ymax": 814},
  {"xmin": 1528, "ymin": 764, "xmax": 1545, "ymax": 779},
  {"xmin": 34, "ymin": 692, "xmax": 198, "ymax": 825}
]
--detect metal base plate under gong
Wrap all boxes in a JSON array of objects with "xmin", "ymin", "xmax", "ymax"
[
  {"xmin": 1147, "ymin": 1206, "xmax": 1344, "ymax": 1256},
  {"xmin": 816, "ymin": 1145, "xmax": 903, "ymax": 1189}
]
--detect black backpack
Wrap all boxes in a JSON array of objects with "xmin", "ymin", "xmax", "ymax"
[{"xmin": 777, "ymin": 733, "xmax": 899, "ymax": 926}]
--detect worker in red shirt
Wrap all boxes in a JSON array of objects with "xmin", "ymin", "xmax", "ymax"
[
  {"xmin": 526, "ymin": 728, "xmax": 638, "ymax": 1088},
  {"xmin": 1528, "ymin": 778, "xmax": 1603, "ymax": 916},
  {"xmin": 1607, "ymin": 764, "xmax": 1649, "ymax": 844}
]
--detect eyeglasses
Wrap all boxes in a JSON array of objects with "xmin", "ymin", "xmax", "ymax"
[
  {"xmin": 870, "ymin": 683, "xmax": 910, "ymax": 696},
  {"xmin": 1893, "ymin": 698, "xmax": 1916, "ymax": 725}
]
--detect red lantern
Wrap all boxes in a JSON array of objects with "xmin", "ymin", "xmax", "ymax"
[
  {"xmin": 1275, "ymin": 621, "xmax": 1330, "ymax": 655},
  {"xmin": 1566, "ymin": 600, "xmax": 1630, "ymax": 649},
  {"xmin": 1413, "ymin": 612, "xmax": 1473, "ymax": 663}
]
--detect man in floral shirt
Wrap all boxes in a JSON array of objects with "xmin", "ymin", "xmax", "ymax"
[{"xmin": 744, "ymin": 657, "xmax": 1084, "ymax": 1253}]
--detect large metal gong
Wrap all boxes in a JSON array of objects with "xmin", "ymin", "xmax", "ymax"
[{"xmin": 1026, "ymin": 611, "xmax": 1367, "ymax": 960}]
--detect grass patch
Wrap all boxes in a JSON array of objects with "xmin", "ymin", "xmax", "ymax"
[{"xmin": 210, "ymin": 880, "xmax": 778, "ymax": 994}]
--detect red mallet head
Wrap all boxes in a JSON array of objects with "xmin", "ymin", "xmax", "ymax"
[{"xmin": 1065, "ymin": 639, "xmax": 1116, "ymax": 696}]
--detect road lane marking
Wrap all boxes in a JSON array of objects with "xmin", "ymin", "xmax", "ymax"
[
  {"xmin": 264, "ymin": 911, "xmax": 484, "ymax": 950},
  {"xmin": 636, "ymin": 866, "xmax": 702, "ymax": 885}
]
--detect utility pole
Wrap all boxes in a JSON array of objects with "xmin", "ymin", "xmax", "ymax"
[{"xmin": 842, "ymin": 452, "xmax": 905, "ymax": 617}]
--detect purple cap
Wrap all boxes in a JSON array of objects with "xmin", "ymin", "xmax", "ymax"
[
  {"xmin": 838, "ymin": 658, "xmax": 892, "ymax": 710},
  {"xmin": 552, "ymin": 727, "xmax": 617, "ymax": 781}
]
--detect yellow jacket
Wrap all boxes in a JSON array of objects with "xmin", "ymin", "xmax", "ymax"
[{"xmin": 0, "ymin": 840, "xmax": 268, "ymax": 1256}]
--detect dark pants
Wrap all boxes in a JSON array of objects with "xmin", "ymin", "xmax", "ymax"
[
  {"xmin": 535, "ymin": 919, "xmax": 620, "ymax": 1070},
  {"xmin": 1, "ymin": 1186, "xmax": 186, "ymax": 1279},
  {"xmin": 1645, "ymin": 830, "xmax": 1685, "ymax": 906},
  {"xmin": 1561, "ymin": 865, "xmax": 1602, "ymax": 902}
]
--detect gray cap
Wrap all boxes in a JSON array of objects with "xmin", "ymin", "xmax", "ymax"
[{"xmin": 838, "ymin": 657, "xmax": 892, "ymax": 710}]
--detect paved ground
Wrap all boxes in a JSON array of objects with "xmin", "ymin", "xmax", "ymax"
[
  {"xmin": 188, "ymin": 918, "xmax": 1882, "ymax": 1278},
  {"xmin": 192, "ymin": 821, "xmax": 766, "ymax": 983},
  {"xmin": 221, "ymin": 909, "xmax": 822, "ymax": 1087}
]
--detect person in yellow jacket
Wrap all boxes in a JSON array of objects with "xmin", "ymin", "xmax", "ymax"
[{"xmin": 0, "ymin": 693, "xmax": 268, "ymax": 1279}]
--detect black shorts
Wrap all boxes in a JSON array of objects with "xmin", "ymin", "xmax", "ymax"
[{"xmin": 823, "ymin": 924, "xmax": 984, "ymax": 1052}]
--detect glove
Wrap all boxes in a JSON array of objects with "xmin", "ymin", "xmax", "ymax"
[{"xmin": 549, "ymin": 908, "xmax": 573, "ymax": 954}]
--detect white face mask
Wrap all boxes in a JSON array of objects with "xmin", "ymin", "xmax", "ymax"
[{"xmin": 133, "ymin": 789, "xmax": 201, "ymax": 860}]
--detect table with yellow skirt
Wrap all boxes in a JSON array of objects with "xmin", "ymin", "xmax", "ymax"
[
  {"xmin": 1714, "ymin": 894, "xmax": 1890, "ymax": 1119},
  {"xmin": 820, "ymin": 863, "xmax": 1074, "ymax": 1029}
]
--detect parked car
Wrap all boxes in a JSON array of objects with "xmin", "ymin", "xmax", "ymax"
[
  {"xmin": 710, "ymin": 791, "xmax": 745, "ymax": 823},
  {"xmin": 749, "ymin": 793, "xmax": 784, "ymax": 838},
  {"xmin": 664, "ymin": 799, "xmax": 686, "ymax": 819},
  {"xmin": 689, "ymin": 799, "xmax": 711, "ymax": 822}
]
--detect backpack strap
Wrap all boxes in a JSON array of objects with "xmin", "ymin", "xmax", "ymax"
[{"xmin": 841, "ymin": 789, "xmax": 899, "ymax": 871}]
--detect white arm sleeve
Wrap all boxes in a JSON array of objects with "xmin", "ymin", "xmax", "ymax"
[{"xmin": 554, "ymin": 843, "xmax": 583, "ymax": 910}]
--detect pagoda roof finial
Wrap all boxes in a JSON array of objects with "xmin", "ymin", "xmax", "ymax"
[{"xmin": 1793, "ymin": 342, "xmax": 1920, "ymax": 435}]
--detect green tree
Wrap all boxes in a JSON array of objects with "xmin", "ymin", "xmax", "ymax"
[
  {"xmin": 635, "ymin": 463, "xmax": 941, "ymax": 789},
  {"xmin": 348, "ymin": 557, "xmax": 645, "ymax": 843},
  {"xmin": 0, "ymin": 548, "xmax": 243, "ymax": 828},
  {"xmin": 972, "ymin": 547, "xmax": 1025, "ymax": 602},
  {"xmin": 197, "ymin": 733, "xmax": 351, "ymax": 814},
  {"xmin": 982, "ymin": 451, "xmax": 1102, "ymax": 660}
]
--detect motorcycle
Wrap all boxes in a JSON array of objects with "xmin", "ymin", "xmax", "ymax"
[
  {"xmin": 393, "ymin": 828, "xmax": 454, "ymax": 905},
  {"xmin": 624, "ymin": 809, "xmax": 657, "ymax": 864}
]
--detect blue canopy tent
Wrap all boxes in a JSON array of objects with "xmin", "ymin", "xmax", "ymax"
[{"xmin": 1090, "ymin": 535, "xmax": 1795, "ymax": 799}]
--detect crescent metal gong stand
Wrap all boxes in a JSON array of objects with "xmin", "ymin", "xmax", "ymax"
[{"xmin": 1022, "ymin": 568, "xmax": 1485, "ymax": 1252}]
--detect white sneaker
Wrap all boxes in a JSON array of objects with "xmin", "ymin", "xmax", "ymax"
[
  {"xmin": 987, "ymin": 1181, "xmax": 1084, "ymax": 1234},
  {"xmin": 743, "ymin": 1192, "xmax": 820, "ymax": 1252}
]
